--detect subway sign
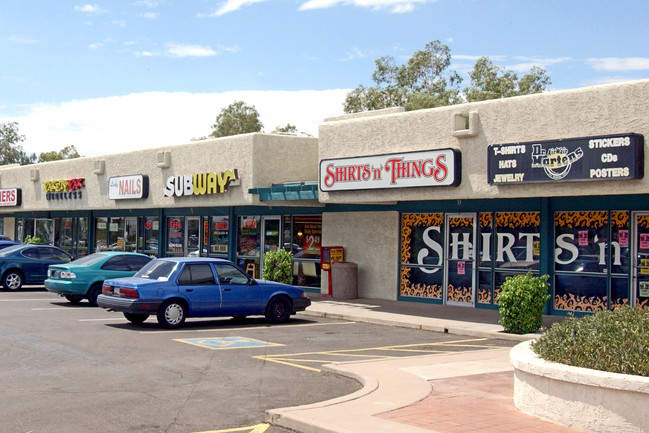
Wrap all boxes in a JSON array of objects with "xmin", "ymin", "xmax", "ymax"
[
  {"xmin": 163, "ymin": 169, "xmax": 240, "ymax": 197},
  {"xmin": 487, "ymin": 133, "xmax": 644, "ymax": 185},
  {"xmin": 319, "ymin": 149, "xmax": 461, "ymax": 192}
]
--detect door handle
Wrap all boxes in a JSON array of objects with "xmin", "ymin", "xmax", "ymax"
[
  {"xmin": 185, "ymin": 288, "xmax": 193, "ymax": 292},
  {"xmin": 224, "ymin": 288, "xmax": 232, "ymax": 291}
]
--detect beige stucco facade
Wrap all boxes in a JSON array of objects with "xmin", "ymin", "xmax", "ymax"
[{"xmin": 1, "ymin": 79, "xmax": 649, "ymax": 309}]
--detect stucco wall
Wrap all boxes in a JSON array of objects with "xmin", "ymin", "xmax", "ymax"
[
  {"xmin": 322, "ymin": 211, "xmax": 399, "ymax": 300},
  {"xmin": 318, "ymin": 79, "xmax": 649, "ymax": 204},
  {"xmin": 0, "ymin": 133, "xmax": 318, "ymax": 214}
]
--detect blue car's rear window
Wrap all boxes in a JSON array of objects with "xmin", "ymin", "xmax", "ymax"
[{"xmin": 134, "ymin": 260, "xmax": 177, "ymax": 280}]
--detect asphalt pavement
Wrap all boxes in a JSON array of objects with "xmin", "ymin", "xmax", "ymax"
[{"xmin": 265, "ymin": 294, "xmax": 586, "ymax": 433}]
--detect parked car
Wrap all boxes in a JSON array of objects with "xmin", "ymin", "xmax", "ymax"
[
  {"xmin": 45, "ymin": 252, "xmax": 153, "ymax": 306},
  {"xmin": 0, "ymin": 240, "xmax": 22, "ymax": 250},
  {"xmin": 97, "ymin": 257, "xmax": 311, "ymax": 328},
  {"xmin": 0, "ymin": 244, "xmax": 73, "ymax": 291}
]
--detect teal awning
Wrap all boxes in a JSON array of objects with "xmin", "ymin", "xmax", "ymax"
[{"xmin": 248, "ymin": 181, "xmax": 319, "ymax": 202}]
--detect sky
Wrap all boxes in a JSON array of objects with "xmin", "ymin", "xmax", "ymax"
[{"xmin": 1, "ymin": 0, "xmax": 649, "ymax": 157}]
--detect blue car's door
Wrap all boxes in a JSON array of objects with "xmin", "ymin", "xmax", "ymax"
[
  {"xmin": 213, "ymin": 263, "xmax": 263, "ymax": 316},
  {"xmin": 176, "ymin": 263, "xmax": 221, "ymax": 315}
]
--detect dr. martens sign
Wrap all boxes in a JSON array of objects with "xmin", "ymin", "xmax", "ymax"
[
  {"xmin": 43, "ymin": 178, "xmax": 85, "ymax": 200},
  {"xmin": 487, "ymin": 133, "xmax": 644, "ymax": 185},
  {"xmin": 163, "ymin": 169, "xmax": 239, "ymax": 198}
]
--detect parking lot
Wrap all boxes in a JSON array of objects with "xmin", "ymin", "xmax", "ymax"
[{"xmin": 1, "ymin": 288, "xmax": 516, "ymax": 433}]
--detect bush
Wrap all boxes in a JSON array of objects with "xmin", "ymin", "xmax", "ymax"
[
  {"xmin": 498, "ymin": 273, "xmax": 550, "ymax": 334},
  {"xmin": 262, "ymin": 249, "xmax": 293, "ymax": 284},
  {"xmin": 24, "ymin": 235, "xmax": 46, "ymax": 244},
  {"xmin": 532, "ymin": 307, "xmax": 649, "ymax": 377}
]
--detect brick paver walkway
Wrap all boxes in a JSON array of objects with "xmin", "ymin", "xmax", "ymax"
[{"xmin": 379, "ymin": 371, "xmax": 588, "ymax": 433}]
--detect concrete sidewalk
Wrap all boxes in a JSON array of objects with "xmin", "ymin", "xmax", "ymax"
[{"xmin": 265, "ymin": 296, "xmax": 585, "ymax": 433}]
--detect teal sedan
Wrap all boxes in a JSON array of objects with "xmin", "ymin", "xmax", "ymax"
[{"xmin": 45, "ymin": 252, "xmax": 152, "ymax": 306}]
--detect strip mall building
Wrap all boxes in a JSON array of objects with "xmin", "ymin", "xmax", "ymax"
[{"xmin": 2, "ymin": 79, "xmax": 649, "ymax": 315}]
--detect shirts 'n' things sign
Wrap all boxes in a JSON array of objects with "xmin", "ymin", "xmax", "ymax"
[
  {"xmin": 109, "ymin": 175, "xmax": 149, "ymax": 200},
  {"xmin": 319, "ymin": 149, "xmax": 461, "ymax": 192},
  {"xmin": 44, "ymin": 178, "xmax": 85, "ymax": 200},
  {"xmin": 163, "ymin": 169, "xmax": 240, "ymax": 198},
  {"xmin": 0, "ymin": 188, "xmax": 21, "ymax": 206},
  {"xmin": 488, "ymin": 133, "xmax": 644, "ymax": 185}
]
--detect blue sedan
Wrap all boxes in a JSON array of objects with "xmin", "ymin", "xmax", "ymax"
[
  {"xmin": 97, "ymin": 257, "xmax": 311, "ymax": 328},
  {"xmin": 0, "ymin": 244, "xmax": 73, "ymax": 290}
]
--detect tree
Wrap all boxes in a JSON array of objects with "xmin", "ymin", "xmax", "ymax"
[
  {"xmin": 464, "ymin": 57, "xmax": 551, "ymax": 102},
  {"xmin": 37, "ymin": 145, "xmax": 81, "ymax": 163},
  {"xmin": 344, "ymin": 40, "xmax": 463, "ymax": 113},
  {"xmin": 272, "ymin": 124, "xmax": 298, "ymax": 134},
  {"xmin": 344, "ymin": 40, "xmax": 552, "ymax": 113},
  {"xmin": 0, "ymin": 122, "xmax": 36, "ymax": 165},
  {"xmin": 210, "ymin": 101, "xmax": 263, "ymax": 138}
]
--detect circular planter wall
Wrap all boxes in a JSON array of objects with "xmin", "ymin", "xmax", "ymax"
[{"xmin": 510, "ymin": 341, "xmax": 649, "ymax": 433}]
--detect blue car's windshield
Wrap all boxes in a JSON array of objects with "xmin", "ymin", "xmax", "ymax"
[
  {"xmin": 68, "ymin": 253, "xmax": 105, "ymax": 266},
  {"xmin": 134, "ymin": 260, "xmax": 177, "ymax": 280}
]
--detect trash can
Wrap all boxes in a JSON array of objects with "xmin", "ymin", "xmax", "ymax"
[{"xmin": 331, "ymin": 261, "xmax": 358, "ymax": 299}]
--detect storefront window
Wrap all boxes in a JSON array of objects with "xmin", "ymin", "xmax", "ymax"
[
  {"xmin": 237, "ymin": 216, "xmax": 260, "ymax": 278},
  {"xmin": 166, "ymin": 217, "xmax": 184, "ymax": 257},
  {"xmin": 109, "ymin": 217, "xmax": 125, "ymax": 250},
  {"xmin": 554, "ymin": 211, "xmax": 609, "ymax": 311},
  {"xmin": 477, "ymin": 213, "xmax": 493, "ymax": 304},
  {"xmin": 95, "ymin": 217, "xmax": 109, "ymax": 251},
  {"xmin": 290, "ymin": 216, "xmax": 322, "ymax": 287},
  {"xmin": 209, "ymin": 216, "xmax": 229, "ymax": 257},
  {"xmin": 399, "ymin": 213, "xmax": 444, "ymax": 300}
]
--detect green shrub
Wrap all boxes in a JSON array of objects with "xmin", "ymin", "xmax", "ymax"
[
  {"xmin": 24, "ymin": 235, "xmax": 46, "ymax": 244},
  {"xmin": 262, "ymin": 249, "xmax": 293, "ymax": 284},
  {"xmin": 498, "ymin": 273, "xmax": 550, "ymax": 334},
  {"xmin": 532, "ymin": 307, "xmax": 649, "ymax": 377}
]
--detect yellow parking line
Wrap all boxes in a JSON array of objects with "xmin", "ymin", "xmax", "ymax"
[{"xmin": 252, "ymin": 355, "xmax": 322, "ymax": 372}]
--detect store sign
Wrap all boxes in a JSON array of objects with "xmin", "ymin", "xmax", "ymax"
[
  {"xmin": 163, "ymin": 169, "xmax": 240, "ymax": 198},
  {"xmin": 108, "ymin": 175, "xmax": 149, "ymax": 200},
  {"xmin": 319, "ymin": 149, "xmax": 461, "ymax": 192},
  {"xmin": 43, "ymin": 178, "xmax": 85, "ymax": 200},
  {"xmin": 0, "ymin": 188, "xmax": 21, "ymax": 206},
  {"xmin": 487, "ymin": 133, "xmax": 644, "ymax": 185}
]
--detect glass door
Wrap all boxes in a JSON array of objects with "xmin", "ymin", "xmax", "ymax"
[
  {"xmin": 186, "ymin": 217, "xmax": 200, "ymax": 256},
  {"xmin": 444, "ymin": 213, "xmax": 476, "ymax": 306},
  {"xmin": 35, "ymin": 218, "xmax": 55, "ymax": 245},
  {"xmin": 632, "ymin": 213, "xmax": 649, "ymax": 309}
]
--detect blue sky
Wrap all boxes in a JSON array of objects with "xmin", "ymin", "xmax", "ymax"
[{"xmin": 2, "ymin": 0, "xmax": 649, "ymax": 156}]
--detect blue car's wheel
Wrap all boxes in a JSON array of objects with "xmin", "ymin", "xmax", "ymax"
[
  {"xmin": 157, "ymin": 299, "xmax": 187, "ymax": 328},
  {"xmin": 265, "ymin": 296, "xmax": 291, "ymax": 324},
  {"xmin": 2, "ymin": 270, "xmax": 23, "ymax": 291}
]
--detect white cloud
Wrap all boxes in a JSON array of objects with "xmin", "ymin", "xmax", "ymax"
[
  {"xmin": 299, "ymin": 0, "xmax": 438, "ymax": 13},
  {"xmin": 140, "ymin": 11, "xmax": 158, "ymax": 19},
  {"xmin": 207, "ymin": 0, "xmax": 269, "ymax": 17},
  {"xmin": 166, "ymin": 43, "xmax": 217, "ymax": 57},
  {"xmin": 74, "ymin": 4, "xmax": 106, "ymax": 14},
  {"xmin": 338, "ymin": 47, "xmax": 366, "ymax": 62},
  {"xmin": 6, "ymin": 35, "xmax": 40, "ymax": 44},
  {"xmin": 3, "ymin": 90, "xmax": 349, "ymax": 156},
  {"xmin": 587, "ymin": 57, "xmax": 649, "ymax": 71}
]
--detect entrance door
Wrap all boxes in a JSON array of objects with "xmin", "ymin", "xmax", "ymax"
[
  {"xmin": 632, "ymin": 213, "xmax": 649, "ymax": 309},
  {"xmin": 260, "ymin": 217, "xmax": 281, "ymax": 277},
  {"xmin": 186, "ymin": 217, "xmax": 200, "ymax": 256},
  {"xmin": 444, "ymin": 213, "xmax": 476, "ymax": 306}
]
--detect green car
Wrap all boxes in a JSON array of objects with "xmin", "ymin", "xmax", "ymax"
[{"xmin": 45, "ymin": 252, "xmax": 152, "ymax": 306}]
